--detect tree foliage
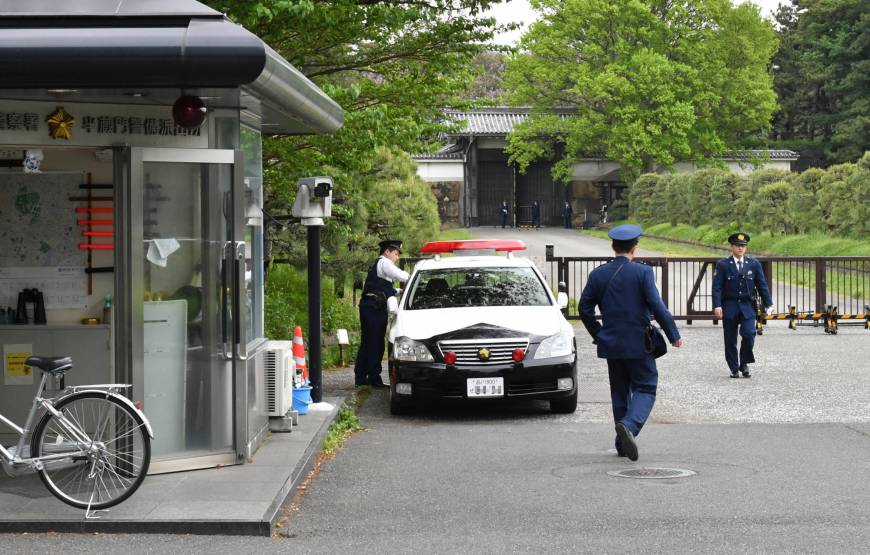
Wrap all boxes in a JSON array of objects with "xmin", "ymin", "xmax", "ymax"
[
  {"xmin": 771, "ymin": 0, "xmax": 870, "ymax": 165},
  {"xmin": 503, "ymin": 0, "xmax": 779, "ymax": 180},
  {"xmin": 627, "ymin": 155, "xmax": 870, "ymax": 238},
  {"xmin": 203, "ymin": 0, "xmax": 507, "ymax": 274}
]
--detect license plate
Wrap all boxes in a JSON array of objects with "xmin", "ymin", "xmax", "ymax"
[{"xmin": 467, "ymin": 377, "xmax": 504, "ymax": 398}]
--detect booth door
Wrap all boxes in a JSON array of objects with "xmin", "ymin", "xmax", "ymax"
[{"xmin": 116, "ymin": 147, "xmax": 247, "ymax": 473}]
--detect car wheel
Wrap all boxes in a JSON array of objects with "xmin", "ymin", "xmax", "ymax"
[
  {"xmin": 549, "ymin": 388, "xmax": 578, "ymax": 414},
  {"xmin": 389, "ymin": 385, "xmax": 413, "ymax": 415}
]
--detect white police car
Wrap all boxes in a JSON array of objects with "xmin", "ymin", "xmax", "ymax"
[{"xmin": 386, "ymin": 240, "xmax": 577, "ymax": 415}]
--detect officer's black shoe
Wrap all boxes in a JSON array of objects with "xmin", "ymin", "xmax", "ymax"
[
  {"xmin": 740, "ymin": 364, "xmax": 751, "ymax": 378},
  {"xmin": 369, "ymin": 382, "xmax": 390, "ymax": 389},
  {"xmin": 730, "ymin": 369, "xmax": 740, "ymax": 378},
  {"xmin": 615, "ymin": 422, "xmax": 638, "ymax": 462}
]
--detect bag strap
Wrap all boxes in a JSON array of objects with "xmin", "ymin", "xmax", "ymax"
[{"xmin": 602, "ymin": 260, "xmax": 626, "ymax": 300}]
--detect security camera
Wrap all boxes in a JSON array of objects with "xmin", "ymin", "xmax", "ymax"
[{"xmin": 292, "ymin": 176, "xmax": 333, "ymax": 225}]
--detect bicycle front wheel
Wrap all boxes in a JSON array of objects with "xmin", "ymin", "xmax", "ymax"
[{"xmin": 31, "ymin": 391, "xmax": 151, "ymax": 510}]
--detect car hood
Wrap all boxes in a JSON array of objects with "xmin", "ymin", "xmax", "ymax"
[{"xmin": 391, "ymin": 306, "xmax": 570, "ymax": 341}]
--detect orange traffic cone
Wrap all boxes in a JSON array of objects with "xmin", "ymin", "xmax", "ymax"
[{"xmin": 292, "ymin": 325, "xmax": 308, "ymax": 381}]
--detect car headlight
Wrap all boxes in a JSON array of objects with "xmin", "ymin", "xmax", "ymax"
[
  {"xmin": 394, "ymin": 337, "xmax": 434, "ymax": 362},
  {"xmin": 534, "ymin": 331, "xmax": 574, "ymax": 359}
]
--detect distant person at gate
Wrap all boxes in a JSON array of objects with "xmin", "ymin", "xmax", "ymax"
[
  {"xmin": 579, "ymin": 224, "xmax": 683, "ymax": 462},
  {"xmin": 711, "ymin": 232, "xmax": 774, "ymax": 379},
  {"xmin": 562, "ymin": 201, "xmax": 573, "ymax": 229},
  {"xmin": 532, "ymin": 200, "xmax": 541, "ymax": 228},
  {"xmin": 500, "ymin": 200, "xmax": 510, "ymax": 228}
]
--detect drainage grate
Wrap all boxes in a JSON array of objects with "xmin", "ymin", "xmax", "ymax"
[{"xmin": 607, "ymin": 467, "xmax": 696, "ymax": 479}]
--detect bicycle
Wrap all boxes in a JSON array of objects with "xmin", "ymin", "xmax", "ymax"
[{"xmin": 0, "ymin": 356, "xmax": 153, "ymax": 517}]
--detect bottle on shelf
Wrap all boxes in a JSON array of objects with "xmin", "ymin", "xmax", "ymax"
[{"xmin": 103, "ymin": 294, "xmax": 112, "ymax": 325}]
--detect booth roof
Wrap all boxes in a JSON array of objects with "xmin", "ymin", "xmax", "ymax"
[
  {"xmin": 0, "ymin": 0, "xmax": 343, "ymax": 135},
  {"xmin": 0, "ymin": 0, "xmax": 221, "ymax": 17}
]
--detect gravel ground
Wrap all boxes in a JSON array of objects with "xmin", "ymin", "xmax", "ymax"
[{"xmin": 324, "ymin": 322, "xmax": 870, "ymax": 425}]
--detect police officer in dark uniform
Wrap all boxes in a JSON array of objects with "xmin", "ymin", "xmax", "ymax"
[
  {"xmin": 579, "ymin": 225, "xmax": 683, "ymax": 461},
  {"xmin": 354, "ymin": 239, "xmax": 409, "ymax": 387},
  {"xmin": 531, "ymin": 200, "xmax": 541, "ymax": 228},
  {"xmin": 562, "ymin": 201, "xmax": 573, "ymax": 229},
  {"xmin": 712, "ymin": 232, "xmax": 773, "ymax": 378},
  {"xmin": 500, "ymin": 200, "xmax": 510, "ymax": 228}
]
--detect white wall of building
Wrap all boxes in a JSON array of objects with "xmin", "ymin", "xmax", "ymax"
[{"xmin": 416, "ymin": 160, "xmax": 464, "ymax": 182}]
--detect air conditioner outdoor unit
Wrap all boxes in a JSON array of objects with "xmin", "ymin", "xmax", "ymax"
[{"xmin": 264, "ymin": 340, "xmax": 295, "ymax": 416}]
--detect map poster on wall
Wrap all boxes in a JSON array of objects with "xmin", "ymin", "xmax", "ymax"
[
  {"xmin": 4, "ymin": 343, "xmax": 33, "ymax": 386},
  {"xmin": 0, "ymin": 171, "xmax": 85, "ymax": 268}
]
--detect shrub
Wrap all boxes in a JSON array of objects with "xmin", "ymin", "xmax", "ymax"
[{"xmin": 265, "ymin": 265, "xmax": 360, "ymax": 364}]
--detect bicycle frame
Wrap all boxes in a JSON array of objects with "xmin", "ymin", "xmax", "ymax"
[{"xmin": 0, "ymin": 371, "xmax": 151, "ymax": 473}]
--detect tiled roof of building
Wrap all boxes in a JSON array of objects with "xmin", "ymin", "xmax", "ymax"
[
  {"xmin": 441, "ymin": 108, "xmax": 798, "ymax": 160},
  {"xmin": 722, "ymin": 150, "xmax": 799, "ymax": 160},
  {"xmin": 413, "ymin": 143, "xmax": 464, "ymax": 161},
  {"xmin": 444, "ymin": 107, "xmax": 569, "ymax": 136}
]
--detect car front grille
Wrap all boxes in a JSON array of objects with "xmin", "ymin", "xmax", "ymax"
[{"xmin": 436, "ymin": 338, "xmax": 530, "ymax": 365}]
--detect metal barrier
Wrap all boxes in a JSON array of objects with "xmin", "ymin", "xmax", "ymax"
[{"xmin": 543, "ymin": 245, "xmax": 870, "ymax": 329}]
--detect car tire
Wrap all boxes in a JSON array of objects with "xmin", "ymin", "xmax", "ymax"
[
  {"xmin": 549, "ymin": 388, "xmax": 578, "ymax": 414},
  {"xmin": 389, "ymin": 386, "xmax": 413, "ymax": 415}
]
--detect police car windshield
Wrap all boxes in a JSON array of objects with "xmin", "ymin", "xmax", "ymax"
[{"xmin": 406, "ymin": 267, "xmax": 551, "ymax": 310}]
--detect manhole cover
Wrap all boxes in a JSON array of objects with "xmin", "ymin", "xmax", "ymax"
[{"xmin": 607, "ymin": 467, "xmax": 696, "ymax": 479}]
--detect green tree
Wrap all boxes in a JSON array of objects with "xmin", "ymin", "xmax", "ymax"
[
  {"xmin": 707, "ymin": 171, "xmax": 744, "ymax": 228},
  {"xmin": 784, "ymin": 167, "xmax": 825, "ymax": 233},
  {"xmin": 204, "ymin": 0, "xmax": 507, "ymax": 274},
  {"xmin": 627, "ymin": 173, "xmax": 660, "ymax": 221},
  {"xmin": 771, "ymin": 0, "xmax": 870, "ymax": 164},
  {"xmin": 503, "ymin": 0, "xmax": 778, "ymax": 180},
  {"xmin": 748, "ymin": 180, "xmax": 791, "ymax": 234}
]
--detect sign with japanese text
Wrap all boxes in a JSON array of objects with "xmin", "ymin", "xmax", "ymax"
[
  {"xmin": 3, "ymin": 343, "xmax": 33, "ymax": 386},
  {"xmin": 0, "ymin": 99, "xmax": 208, "ymax": 148}
]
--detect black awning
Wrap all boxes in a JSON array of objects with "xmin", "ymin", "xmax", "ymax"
[{"xmin": 0, "ymin": 18, "xmax": 266, "ymax": 88}]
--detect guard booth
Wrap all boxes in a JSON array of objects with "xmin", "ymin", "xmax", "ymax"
[{"xmin": 0, "ymin": 1, "xmax": 342, "ymax": 473}]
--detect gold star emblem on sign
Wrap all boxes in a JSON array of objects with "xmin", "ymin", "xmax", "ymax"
[
  {"xmin": 46, "ymin": 107, "xmax": 75, "ymax": 140},
  {"xmin": 478, "ymin": 348, "xmax": 490, "ymax": 361}
]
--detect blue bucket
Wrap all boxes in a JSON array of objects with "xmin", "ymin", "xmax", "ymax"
[{"xmin": 292, "ymin": 385, "xmax": 313, "ymax": 415}]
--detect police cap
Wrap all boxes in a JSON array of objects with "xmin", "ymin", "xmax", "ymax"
[
  {"xmin": 607, "ymin": 224, "xmax": 644, "ymax": 241},
  {"xmin": 378, "ymin": 239, "xmax": 403, "ymax": 253},
  {"xmin": 728, "ymin": 232, "xmax": 750, "ymax": 246}
]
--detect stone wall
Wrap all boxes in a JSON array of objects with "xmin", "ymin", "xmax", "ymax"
[{"xmin": 429, "ymin": 180, "xmax": 463, "ymax": 227}]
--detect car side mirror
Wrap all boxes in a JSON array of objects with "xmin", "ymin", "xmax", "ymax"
[
  {"xmin": 557, "ymin": 291, "xmax": 568, "ymax": 309},
  {"xmin": 387, "ymin": 296, "xmax": 399, "ymax": 314}
]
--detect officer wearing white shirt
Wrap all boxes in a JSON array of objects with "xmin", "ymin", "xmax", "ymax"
[
  {"xmin": 354, "ymin": 239, "xmax": 410, "ymax": 387},
  {"xmin": 711, "ymin": 232, "xmax": 773, "ymax": 378}
]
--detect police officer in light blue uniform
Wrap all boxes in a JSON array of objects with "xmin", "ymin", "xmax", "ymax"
[
  {"xmin": 354, "ymin": 239, "xmax": 409, "ymax": 387},
  {"xmin": 579, "ymin": 224, "xmax": 683, "ymax": 461},
  {"xmin": 712, "ymin": 232, "xmax": 773, "ymax": 378}
]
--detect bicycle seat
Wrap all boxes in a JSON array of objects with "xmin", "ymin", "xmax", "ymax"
[{"xmin": 25, "ymin": 356, "xmax": 73, "ymax": 375}]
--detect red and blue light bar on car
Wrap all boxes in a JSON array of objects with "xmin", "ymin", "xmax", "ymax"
[{"xmin": 419, "ymin": 240, "xmax": 527, "ymax": 254}]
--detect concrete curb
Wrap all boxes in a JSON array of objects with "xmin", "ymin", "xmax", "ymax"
[{"xmin": 263, "ymin": 397, "xmax": 343, "ymax": 535}]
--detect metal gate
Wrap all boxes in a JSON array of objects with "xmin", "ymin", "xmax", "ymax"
[
  {"xmin": 516, "ymin": 160, "xmax": 563, "ymax": 226},
  {"xmin": 476, "ymin": 150, "xmax": 513, "ymax": 226},
  {"xmin": 542, "ymin": 246, "xmax": 870, "ymax": 323}
]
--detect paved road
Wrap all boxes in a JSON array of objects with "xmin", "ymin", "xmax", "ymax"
[{"xmin": 468, "ymin": 226, "xmax": 661, "ymax": 258}]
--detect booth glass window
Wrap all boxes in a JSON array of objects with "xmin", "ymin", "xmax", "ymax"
[
  {"xmin": 241, "ymin": 126, "xmax": 264, "ymax": 342},
  {"xmin": 140, "ymin": 161, "xmax": 235, "ymax": 460}
]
